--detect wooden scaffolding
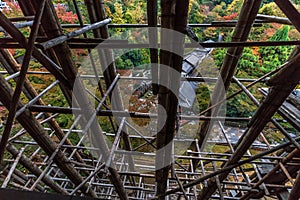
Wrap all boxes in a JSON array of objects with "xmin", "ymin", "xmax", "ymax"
[{"xmin": 0, "ymin": 0, "xmax": 300, "ymax": 199}]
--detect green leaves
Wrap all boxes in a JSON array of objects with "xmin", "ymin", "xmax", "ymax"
[{"xmin": 259, "ymin": 25, "xmax": 294, "ymax": 73}]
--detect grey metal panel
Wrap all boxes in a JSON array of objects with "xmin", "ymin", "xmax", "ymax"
[{"xmin": 179, "ymin": 81, "xmax": 197, "ymax": 108}]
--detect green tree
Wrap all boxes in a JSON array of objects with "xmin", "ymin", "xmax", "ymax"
[
  {"xmin": 213, "ymin": 47, "xmax": 261, "ymax": 77},
  {"xmin": 236, "ymin": 47, "xmax": 261, "ymax": 77},
  {"xmin": 210, "ymin": 2, "xmax": 227, "ymax": 17},
  {"xmin": 259, "ymin": 2, "xmax": 285, "ymax": 17},
  {"xmin": 226, "ymin": 88, "xmax": 257, "ymax": 117},
  {"xmin": 213, "ymin": 29, "xmax": 261, "ymax": 77},
  {"xmin": 292, "ymin": 0, "xmax": 300, "ymax": 4},
  {"xmin": 226, "ymin": 0, "xmax": 243, "ymax": 15},
  {"xmin": 206, "ymin": 0, "xmax": 232, "ymax": 6},
  {"xmin": 259, "ymin": 25, "xmax": 294, "ymax": 73},
  {"xmin": 189, "ymin": 0, "xmax": 207, "ymax": 24}
]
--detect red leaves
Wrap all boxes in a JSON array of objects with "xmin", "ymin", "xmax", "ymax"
[
  {"xmin": 2, "ymin": 1, "xmax": 22, "ymax": 17},
  {"xmin": 55, "ymin": 3, "xmax": 78, "ymax": 24},
  {"xmin": 223, "ymin": 12, "xmax": 238, "ymax": 20}
]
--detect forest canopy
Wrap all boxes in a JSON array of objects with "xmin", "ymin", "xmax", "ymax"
[{"xmin": 1, "ymin": 0, "xmax": 299, "ymax": 123}]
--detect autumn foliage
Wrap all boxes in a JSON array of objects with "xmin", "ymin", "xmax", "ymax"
[
  {"xmin": 223, "ymin": 12, "xmax": 238, "ymax": 20},
  {"xmin": 55, "ymin": 3, "xmax": 78, "ymax": 24},
  {"xmin": 1, "ymin": 1, "xmax": 22, "ymax": 17}
]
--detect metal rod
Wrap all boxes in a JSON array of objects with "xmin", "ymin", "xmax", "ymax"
[
  {"xmin": 28, "ymin": 105, "xmax": 251, "ymax": 121},
  {"xmin": 59, "ymin": 21, "xmax": 264, "ymax": 29},
  {"xmin": 1, "ymin": 146, "xmax": 26, "ymax": 188},
  {"xmin": 4, "ymin": 71, "xmax": 20, "ymax": 81},
  {"xmin": 0, "ymin": 21, "xmax": 33, "ymax": 32},
  {"xmin": 161, "ymin": 133, "xmax": 300, "ymax": 197},
  {"xmin": 125, "ymin": 121, "xmax": 156, "ymax": 149},
  {"xmin": 233, "ymin": 76, "xmax": 300, "ymax": 150},
  {"xmin": 4, "ymin": 39, "xmax": 300, "ymax": 49},
  {"xmin": 16, "ymin": 80, "xmax": 60, "ymax": 117},
  {"xmin": 81, "ymin": 74, "xmax": 120, "ymax": 139},
  {"xmin": 40, "ymin": 18, "xmax": 112, "ymax": 50},
  {"xmin": 29, "ymin": 115, "xmax": 82, "ymax": 191},
  {"xmin": 197, "ymin": 63, "xmax": 284, "ymax": 117},
  {"xmin": 218, "ymin": 121, "xmax": 251, "ymax": 189},
  {"xmin": 70, "ymin": 163, "xmax": 105, "ymax": 195},
  {"xmin": 105, "ymin": 117, "xmax": 126, "ymax": 170}
]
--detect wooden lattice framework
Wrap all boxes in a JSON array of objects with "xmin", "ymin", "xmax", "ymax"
[{"xmin": 0, "ymin": 0, "xmax": 300, "ymax": 200}]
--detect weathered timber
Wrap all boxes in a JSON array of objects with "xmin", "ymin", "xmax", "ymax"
[
  {"xmin": 0, "ymin": 72, "xmax": 96, "ymax": 197},
  {"xmin": 198, "ymin": 48, "xmax": 300, "ymax": 200}
]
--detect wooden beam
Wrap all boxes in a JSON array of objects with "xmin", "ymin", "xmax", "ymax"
[
  {"xmin": 0, "ymin": 74, "xmax": 95, "ymax": 196},
  {"xmin": 3, "ymin": 38, "xmax": 300, "ymax": 49},
  {"xmin": 83, "ymin": 1, "xmax": 138, "ymax": 199},
  {"xmin": 25, "ymin": 0, "xmax": 129, "ymax": 198},
  {"xmin": 288, "ymin": 171, "xmax": 300, "ymax": 200},
  {"xmin": 275, "ymin": 0, "xmax": 300, "ymax": 32},
  {"xmin": 0, "ymin": 49, "xmax": 84, "ymax": 164},
  {"xmin": 1, "ymin": 147, "xmax": 26, "ymax": 188},
  {"xmin": 240, "ymin": 149, "xmax": 300, "ymax": 200},
  {"xmin": 155, "ymin": 0, "xmax": 176, "ymax": 196},
  {"xmin": 155, "ymin": 0, "xmax": 190, "ymax": 198},
  {"xmin": 160, "ymin": 138, "xmax": 300, "ymax": 198},
  {"xmin": 0, "ymin": 0, "xmax": 46, "ymax": 165},
  {"xmin": 0, "ymin": 12, "xmax": 71, "ymax": 90},
  {"xmin": 198, "ymin": 50, "xmax": 300, "ymax": 200},
  {"xmin": 147, "ymin": 0, "xmax": 159, "ymax": 95},
  {"xmin": 195, "ymin": 0, "xmax": 263, "ymax": 155}
]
